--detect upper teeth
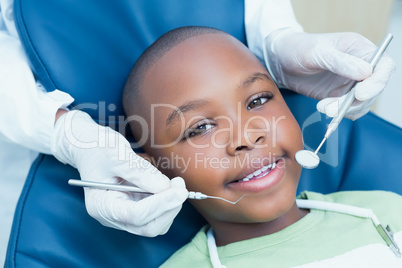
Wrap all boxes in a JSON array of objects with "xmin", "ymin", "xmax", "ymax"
[
  {"xmin": 237, "ymin": 161, "xmax": 277, "ymax": 182},
  {"xmin": 253, "ymin": 169, "xmax": 262, "ymax": 176}
]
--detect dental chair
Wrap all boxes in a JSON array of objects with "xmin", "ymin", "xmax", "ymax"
[{"xmin": 6, "ymin": 0, "xmax": 402, "ymax": 267}]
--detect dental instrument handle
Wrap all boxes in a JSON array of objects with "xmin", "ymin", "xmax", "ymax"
[
  {"xmin": 324, "ymin": 87, "xmax": 357, "ymax": 139},
  {"xmin": 68, "ymin": 179, "xmax": 153, "ymax": 194},
  {"xmin": 323, "ymin": 33, "xmax": 393, "ymax": 140},
  {"xmin": 70, "ymin": 181, "xmax": 210, "ymax": 200},
  {"xmin": 69, "ymin": 180, "xmax": 244, "ymax": 204},
  {"xmin": 369, "ymin": 33, "xmax": 394, "ymax": 69}
]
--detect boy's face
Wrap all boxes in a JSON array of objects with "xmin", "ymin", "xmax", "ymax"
[{"xmin": 137, "ymin": 33, "xmax": 304, "ymax": 226}]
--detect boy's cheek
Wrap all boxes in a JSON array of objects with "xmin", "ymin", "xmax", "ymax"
[{"xmin": 149, "ymin": 149, "xmax": 204, "ymax": 181}]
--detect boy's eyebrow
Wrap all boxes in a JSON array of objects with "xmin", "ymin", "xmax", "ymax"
[
  {"xmin": 165, "ymin": 72, "xmax": 273, "ymax": 128},
  {"xmin": 166, "ymin": 99, "xmax": 210, "ymax": 127},
  {"xmin": 240, "ymin": 72, "xmax": 274, "ymax": 89}
]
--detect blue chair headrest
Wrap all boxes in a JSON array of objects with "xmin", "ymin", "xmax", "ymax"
[{"xmin": 15, "ymin": 0, "xmax": 245, "ymax": 125}]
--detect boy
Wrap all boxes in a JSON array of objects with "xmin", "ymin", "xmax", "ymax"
[{"xmin": 123, "ymin": 27, "xmax": 402, "ymax": 267}]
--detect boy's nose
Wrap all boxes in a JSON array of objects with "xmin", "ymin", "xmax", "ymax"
[{"xmin": 227, "ymin": 121, "xmax": 267, "ymax": 155}]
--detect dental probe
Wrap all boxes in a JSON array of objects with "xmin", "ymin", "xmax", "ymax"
[
  {"xmin": 296, "ymin": 33, "xmax": 393, "ymax": 169},
  {"xmin": 68, "ymin": 179, "xmax": 245, "ymax": 205}
]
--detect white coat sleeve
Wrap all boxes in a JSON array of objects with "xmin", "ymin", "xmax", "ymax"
[
  {"xmin": 244, "ymin": 0, "xmax": 303, "ymax": 62},
  {"xmin": 0, "ymin": 0, "xmax": 74, "ymax": 154}
]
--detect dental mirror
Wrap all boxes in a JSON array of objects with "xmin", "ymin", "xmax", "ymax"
[{"xmin": 295, "ymin": 150, "xmax": 320, "ymax": 169}]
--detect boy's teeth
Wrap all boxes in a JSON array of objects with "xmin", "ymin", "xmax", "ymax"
[
  {"xmin": 237, "ymin": 161, "xmax": 278, "ymax": 183},
  {"xmin": 253, "ymin": 169, "xmax": 262, "ymax": 176}
]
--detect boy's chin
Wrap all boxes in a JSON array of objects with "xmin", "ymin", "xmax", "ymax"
[{"xmin": 200, "ymin": 198, "xmax": 298, "ymax": 226}]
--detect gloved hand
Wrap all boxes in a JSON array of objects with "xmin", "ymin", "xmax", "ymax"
[
  {"xmin": 51, "ymin": 110, "xmax": 188, "ymax": 237},
  {"xmin": 263, "ymin": 29, "xmax": 396, "ymax": 120}
]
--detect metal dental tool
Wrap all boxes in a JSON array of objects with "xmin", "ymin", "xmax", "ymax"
[
  {"xmin": 296, "ymin": 33, "xmax": 394, "ymax": 169},
  {"xmin": 68, "ymin": 179, "xmax": 246, "ymax": 205}
]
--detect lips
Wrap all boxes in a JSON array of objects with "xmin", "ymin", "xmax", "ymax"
[{"xmin": 227, "ymin": 158, "xmax": 285, "ymax": 193}]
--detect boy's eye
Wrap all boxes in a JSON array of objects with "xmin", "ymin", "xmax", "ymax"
[
  {"xmin": 247, "ymin": 93, "xmax": 273, "ymax": 110},
  {"xmin": 184, "ymin": 122, "xmax": 215, "ymax": 139}
]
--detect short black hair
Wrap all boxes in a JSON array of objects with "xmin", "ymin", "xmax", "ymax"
[{"xmin": 123, "ymin": 26, "xmax": 226, "ymax": 118}]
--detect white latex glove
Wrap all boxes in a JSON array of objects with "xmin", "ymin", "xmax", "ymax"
[
  {"xmin": 264, "ymin": 29, "xmax": 396, "ymax": 120},
  {"xmin": 51, "ymin": 110, "xmax": 188, "ymax": 237}
]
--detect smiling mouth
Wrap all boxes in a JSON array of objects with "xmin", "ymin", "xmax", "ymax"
[{"xmin": 233, "ymin": 160, "xmax": 279, "ymax": 183}]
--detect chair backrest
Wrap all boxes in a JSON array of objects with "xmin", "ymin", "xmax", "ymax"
[
  {"xmin": 14, "ymin": 0, "xmax": 245, "ymax": 125},
  {"xmin": 6, "ymin": 0, "xmax": 402, "ymax": 267}
]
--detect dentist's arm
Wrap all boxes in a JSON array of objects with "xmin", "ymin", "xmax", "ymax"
[
  {"xmin": 245, "ymin": 0, "xmax": 395, "ymax": 120},
  {"xmin": 0, "ymin": 29, "xmax": 74, "ymax": 153}
]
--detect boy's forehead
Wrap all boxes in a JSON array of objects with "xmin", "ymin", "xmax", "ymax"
[
  {"xmin": 149, "ymin": 33, "xmax": 240, "ymax": 76},
  {"xmin": 140, "ymin": 33, "xmax": 264, "ymax": 107}
]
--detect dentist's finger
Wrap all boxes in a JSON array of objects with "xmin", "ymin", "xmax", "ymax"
[{"xmin": 354, "ymin": 56, "xmax": 395, "ymax": 101}]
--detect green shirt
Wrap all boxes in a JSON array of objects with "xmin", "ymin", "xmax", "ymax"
[{"xmin": 162, "ymin": 191, "xmax": 402, "ymax": 268}]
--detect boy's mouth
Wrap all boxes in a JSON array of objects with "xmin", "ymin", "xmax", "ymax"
[
  {"xmin": 234, "ymin": 161, "xmax": 278, "ymax": 183},
  {"xmin": 227, "ymin": 158, "xmax": 285, "ymax": 193}
]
